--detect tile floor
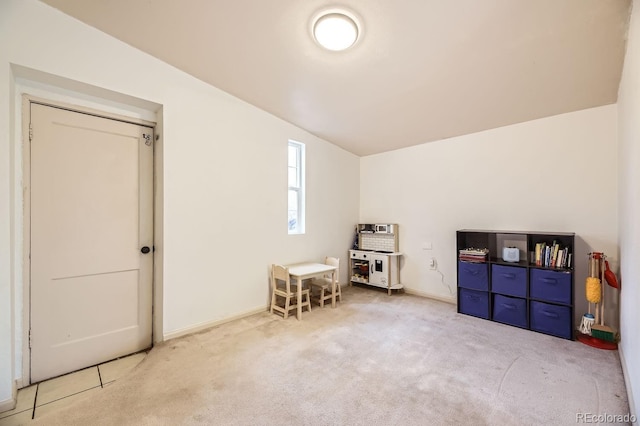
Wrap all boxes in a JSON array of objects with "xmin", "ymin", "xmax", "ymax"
[{"xmin": 0, "ymin": 352, "xmax": 146, "ymax": 425}]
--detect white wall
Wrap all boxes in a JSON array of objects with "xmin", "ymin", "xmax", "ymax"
[
  {"xmin": 0, "ymin": 0, "xmax": 360, "ymax": 405},
  {"xmin": 360, "ymin": 106, "xmax": 619, "ymax": 325},
  {"xmin": 617, "ymin": 0, "xmax": 640, "ymax": 418}
]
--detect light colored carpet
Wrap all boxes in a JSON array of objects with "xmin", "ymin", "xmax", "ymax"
[{"xmin": 32, "ymin": 286, "xmax": 630, "ymax": 425}]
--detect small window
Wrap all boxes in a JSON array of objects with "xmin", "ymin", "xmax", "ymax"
[{"xmin": 288, "ymin": 140, "xmax": 305, "ymax": 234}]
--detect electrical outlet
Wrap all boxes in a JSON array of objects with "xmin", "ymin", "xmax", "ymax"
[{"xmin": 429, "ymin": 258, "xmax": 436, "ymax": 270}]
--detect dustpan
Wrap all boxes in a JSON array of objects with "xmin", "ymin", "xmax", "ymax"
[{"xmin": 604, "ymin": 260, "xmax": 619, "ymax": 289}]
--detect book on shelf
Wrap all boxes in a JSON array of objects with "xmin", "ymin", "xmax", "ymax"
[
  {"xmin": 555, "ymin": 249, "xmax": 563, "ymax": 268},
  {"xmin": 555, "ymin": 247, "xmax": 569, "ymax": 268},
  {"xmin": 545, "ymin": 246, "xmax": 551, "ymax": 267},
  {"xmin": 533, "ymin": 241, "xmax": 571, "ymax": 268},
  {"xmin": 458, "ymin": 248, "xmax": 489, "ymax": 262}
]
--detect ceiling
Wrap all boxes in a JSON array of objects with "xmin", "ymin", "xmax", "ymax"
[{"xmin": 40, "ymin": 0, "xmax": 632, "ymax": 156}]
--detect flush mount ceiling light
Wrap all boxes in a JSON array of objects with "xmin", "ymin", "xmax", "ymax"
[{"xmin": 312, "ymin": 10, "xmax": 360, "ymax": 51}]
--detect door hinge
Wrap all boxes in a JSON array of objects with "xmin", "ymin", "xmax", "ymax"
[
  {"xmin": 142, "ymin": 133, "xmax": 152, "ymax": 146},
  {"xmin": 28, "ymin": 328, "xmax": 32, "ymax": 349},
  {"xmin": 28, "ymin": 123, "xmax": 33, "ymax": 142}
]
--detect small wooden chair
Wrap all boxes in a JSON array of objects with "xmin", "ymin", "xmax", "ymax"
[
  {"xmin": 270, "ymin": 264, "xmax": 311, "ymax": 319},
  {"xmin": 309, "ymin": 257, "xmax": 341, "ymax": 308}
]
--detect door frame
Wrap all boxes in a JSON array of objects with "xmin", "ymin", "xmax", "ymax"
[{"xmin": 20, "ymin": 94, "xmax": 161, "ymax": 385}]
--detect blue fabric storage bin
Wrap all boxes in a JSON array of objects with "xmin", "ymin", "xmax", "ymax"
[
  {"xmin": 458, "ymin": 262, "xmax": 489, "ymax": 291},
  {"xmin": 530, "ymin": 269, "xmax": 572, "ymax": 305},
  {"xmin": 491, "ymin": 265, "xmax": 527, "ymax": 297},
  {"xmin": 459, "ymin": 288, "xmax": 489, "ymax": 319},
  {"xmin": 530, "ymin": 301, "xmax": 572, "ymax": 339},
  {"xmin": 492, "ymin": 294, "xmax": 527, "ymax": 328}
]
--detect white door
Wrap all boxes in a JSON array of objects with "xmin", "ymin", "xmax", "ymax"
[{"xmin": 29, "ymin": 102, "xmax": 154, "ymax": 383}]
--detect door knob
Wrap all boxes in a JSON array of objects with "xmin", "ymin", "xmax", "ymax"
[{"xmin": 141, "ymin": 246, "xmax": 151, "ymax": 254}]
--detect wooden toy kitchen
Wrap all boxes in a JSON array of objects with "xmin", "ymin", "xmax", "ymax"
[{"xmin": 349, "ymin": 224, "xmax": 403, "ymax": 295}]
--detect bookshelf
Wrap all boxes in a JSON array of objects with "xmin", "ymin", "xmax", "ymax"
[{"xmin": 456, "ymin": 229, "xmax": 575, "ymax": 340}]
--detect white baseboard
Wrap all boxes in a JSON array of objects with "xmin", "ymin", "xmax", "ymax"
[
  {"xmin": 403, "ymin": 287, "xmax": 456, "ymax": 305},
  {"xmin": 0, "ymin": 398, "xmax": 15, "ymax": 414},
  {"xmin": 0, "ymin": 381, "xmax": 17, "ymax": 413},
  {"xmin": 619, "ymin": 346, "xmax": 638, "ymax": 424},
  {"xmin": 163, "ymin": 306, "xmax": 267, "ymax": 341},
  {"xmin": 14, "ymin": 377, "xmax": 27, "ymax": 390}
]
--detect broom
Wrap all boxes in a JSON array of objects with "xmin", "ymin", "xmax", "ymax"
[{"xmin": 590, "ymin": 256, "xmax": 617, "ymax": 342}]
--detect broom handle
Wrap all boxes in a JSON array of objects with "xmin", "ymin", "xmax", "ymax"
[
  {"xmin": 600, "ymin": 257, "xmax": 605, "ymax": 326},
  {"xmin": 588, "ymin": 254, "xmax": 595, "ymax": 323},
  {"xmin": 592, "ymin": 254, "xmax": 598, "ymax": 323}
]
